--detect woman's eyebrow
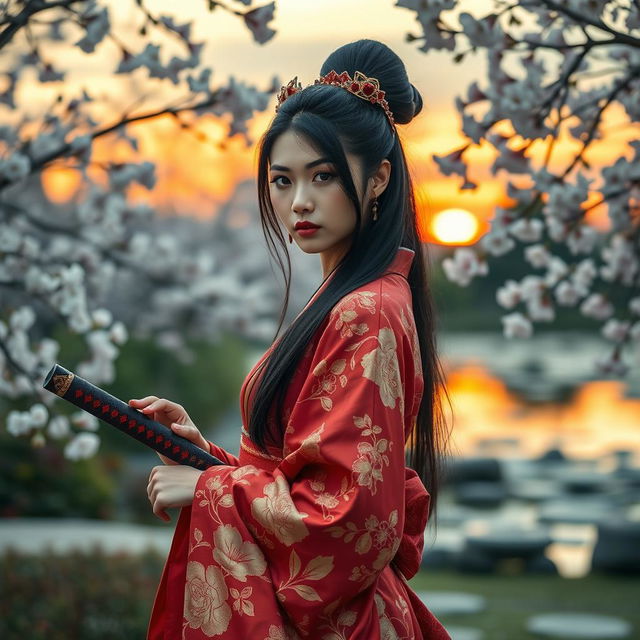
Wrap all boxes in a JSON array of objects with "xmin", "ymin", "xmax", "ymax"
[{"xmin": 270, "ymin": 158, "xmax": 332, "ymax": 172}]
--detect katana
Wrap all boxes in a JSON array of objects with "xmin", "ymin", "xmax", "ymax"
[{"xmin": 42, "ymin": 363, "xmax": 224, "ymax": 469}]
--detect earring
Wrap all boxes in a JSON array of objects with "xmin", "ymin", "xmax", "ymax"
[
  {"xmin": 372, "ymin": 196, "xmax": 379, "ymax": 222},
  {"xmin": 288, "ymin": 233, "xmax": 293, "ymax": 244}
]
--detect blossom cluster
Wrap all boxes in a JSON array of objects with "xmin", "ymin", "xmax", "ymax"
[
  {"xmin": 398, "ymin": 0, "xmax": 640, "ymax": 376},
  {"xmin": 1, "ymin": 0, "xmax": 279, "ymax": 457}
]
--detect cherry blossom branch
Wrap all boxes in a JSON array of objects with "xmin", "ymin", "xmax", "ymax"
[
  {"xmin": 3, "ymin": 199, "xmax": 200, "ymax": 288},
  {"xmin": 1, "ymin": 82, "xmax": 268, "ymax": 191},
  {"xmin": 0, "ymin": 0, "xmax": 85, "ymax": 49},
  {"xmin": 539, "ymin": 0, "xmax": 640, "ymax": 47},
  {"xmin": 561, "ymin": 68, "xmax": 640, "ymax": 178}
]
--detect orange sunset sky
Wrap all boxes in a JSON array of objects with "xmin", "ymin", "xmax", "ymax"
[{"xmin": 26, "ymin": 0, "xmax": 636, "ymax": 243}]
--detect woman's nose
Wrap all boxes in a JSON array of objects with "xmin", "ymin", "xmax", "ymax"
[{"xmin": 292, "ymin": 186, "xmax": 314, "ymax": 213}]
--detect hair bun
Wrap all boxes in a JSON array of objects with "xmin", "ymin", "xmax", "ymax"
[
  {"xmin": 410, "ymin": 83, "xmax": 423, "ymax": 120},
  {"xmin": 319, "ymin": 39, "xmax": 422, "ymax": 126}
]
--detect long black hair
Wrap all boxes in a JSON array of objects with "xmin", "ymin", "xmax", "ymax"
[{"xmin": 250, "ymin": 38, "xmax": 452, "ymax": 527}]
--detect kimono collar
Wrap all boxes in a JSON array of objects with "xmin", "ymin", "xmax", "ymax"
[{"xmin": 384, "ymin": 246, "xmax": 415, "ymax": 279}]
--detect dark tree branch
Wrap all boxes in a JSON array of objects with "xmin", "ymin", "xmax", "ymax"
[
  {"xmin": 539, "ymin": 0, "xmax": 640, "ymax": 47},
  {"xmin": 0, "ymin": 0, "xmax": 85, "ymax": 49},
  {"xmin": 0, "ymin": 87, "xmax": 236, "ymax": 191}
]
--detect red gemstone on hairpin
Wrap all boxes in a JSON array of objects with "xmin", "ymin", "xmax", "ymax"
[
  {"xmin": 350, "ymin": 82, "xmax": 360, "ymax": 92},
  {"xmin": 362, "ymin": 83, "xmax": 374, "ymax": 96}
]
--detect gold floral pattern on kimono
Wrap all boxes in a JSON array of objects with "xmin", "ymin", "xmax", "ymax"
[
  {"xmin": 212, "ymin": 524, "xmax": 267, "ymax": 583},
  {"xmin": 147, "ymin": 247, "xmax": 452, "ymax": 640},
  {"xmin": 251, "ymin": 475, "xmax": 310, "ymax": 546},
  {"xmin": 184, "ymin": 561, "xmax": 232, "ymax": 636},
  {"xmin": 359, "ymin": 325, "xmax": 404, "ymax": 414},
  {"xmin": 351, "ymin": 413, "xmax": 391, "ymax": 496},
  {"xmin": 331, "ymin": 290, "xmax": 377, "ymax": 338}
]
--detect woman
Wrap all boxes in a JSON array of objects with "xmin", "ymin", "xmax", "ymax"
[{"xmin": 133, "ymin": 38, "xmax": 452, "ymax": 640}]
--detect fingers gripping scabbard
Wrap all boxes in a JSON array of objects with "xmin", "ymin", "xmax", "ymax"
[{"xmin": 43, "ymin": 363, "xmax": 224, "ymax": 469}]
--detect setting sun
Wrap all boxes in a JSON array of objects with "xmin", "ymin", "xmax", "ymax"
[{"xmin": 430, "ymin": 208, "xmax": 480, "ymax": 245}]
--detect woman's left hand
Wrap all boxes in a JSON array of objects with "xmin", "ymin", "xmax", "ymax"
[{"xmin": 147, "ymin": 465, "xmax": 203, "ymax": 522}]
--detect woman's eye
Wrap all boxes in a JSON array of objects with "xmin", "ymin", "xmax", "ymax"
[{"xmin": 269, "ymin": 172, "xmax": 334, "ymax": 187}]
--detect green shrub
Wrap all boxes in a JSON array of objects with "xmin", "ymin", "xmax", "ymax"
[
  {"xmin": 0, "ymin": 547, "xmax": 164, "ymax": 639},
  {"xmin": 0, "ymin": 431, "xmax": 117, "ymax": 519}
]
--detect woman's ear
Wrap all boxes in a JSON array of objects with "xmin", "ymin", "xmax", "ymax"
[{"xmin": 371, "ymin": 158, "xmax": 391, "ymax": 198}]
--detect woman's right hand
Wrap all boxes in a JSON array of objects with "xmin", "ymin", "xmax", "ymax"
[{"xmin": 127, "ymin": 396, "xmax": 211, "ymax": 465}]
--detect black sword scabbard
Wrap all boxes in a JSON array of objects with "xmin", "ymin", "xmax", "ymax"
[{"xmin": 42, "ymin": 363, "xmax": 224, "ymax": 469}]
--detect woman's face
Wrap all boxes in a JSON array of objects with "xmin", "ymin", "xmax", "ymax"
[{"xmin": 268, "ymin": 129, "xmax": 367, "ymax": 279}]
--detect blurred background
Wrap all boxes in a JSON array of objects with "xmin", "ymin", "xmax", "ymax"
[{"xmin": 1, "ymin": 1, "xmax": 639, "ymax": 638}]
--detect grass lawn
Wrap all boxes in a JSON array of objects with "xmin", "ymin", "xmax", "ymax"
[{"xmin": 408, "ymin": 569, "xmax": 638, "ymax": 639}]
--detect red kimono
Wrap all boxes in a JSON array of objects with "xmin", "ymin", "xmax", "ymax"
[{"xmin": 148, "ymin": 246, "xmax": 451, "ymax": 639}]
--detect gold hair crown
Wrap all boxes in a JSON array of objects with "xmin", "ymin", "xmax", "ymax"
[{"xmin": 275, "ymin": 69, "xmax": 396, "ymax": 130}]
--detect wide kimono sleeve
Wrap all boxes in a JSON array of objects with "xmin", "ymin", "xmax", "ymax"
[{"xmin": 176, "ymin": 285, "xmax": 421, "ymax": 639}]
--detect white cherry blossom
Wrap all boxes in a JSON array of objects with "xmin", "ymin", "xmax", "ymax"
[
  {"xmin": 496, "ymin": 280, "xmax": 520, "ymax": 309},
  {"xmin": 554, "ymin": 281, "xmax": 582, "ymax": 307},
  {"xmin": 524, "ymin": 244, "xmax": 552, "ymax": 269},
  {"xmin": 442, "ymin": 248, "xmax": 489, "ymax": 286},
  {"xmin": 601, "ymin": 319, "xmax": 631, "ymax": 342},
  {"xmin": 64, "ymin": 432, "xmax": 100, "ymax": 461},
  {"xmin": 580, "ymin": 293, "xmax": 615, "ymax": 321},
  {"xmin": 509, "ymin": 218, "xmax": 544, "ymax": 243},
  {"xmin": 501, "ymin": 312, "xmax": 533, "ymax": 339}
]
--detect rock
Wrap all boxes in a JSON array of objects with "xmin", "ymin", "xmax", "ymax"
[
  {"xmin": 611, "ymin": 449, "xmax": 634, "ymax": 471},
  {"xmin": 421, "ymin": 534, "xmax": 462, "ymax": 570},
  {"xmin": 442, "ymin": 457, "xmax": 503, "ymax": 486},
  {"xmin": 526, "ymin": 612, "xmax": 632, "ymax": 638},
  {"xmin": 465, "ymin": 526, "xmax": 551, "ymax": 559},
  {"xmin": 434, "ymin": 504, "xmax": 476, "ymax": 527},
  {"xmin": 420, "ymin": 546, "xmax": 457, "ymax": 570},
  {"xmin": 458, "ymin": 525, "xmax": 556, "ymax": 575},
  {"xmin": 591, "ymin": 518, "xmax": 640, "ymax": 575},
  {"xmin": 509, "ymin": 478, "xmax": 564, "ymax": 503},
  {"xmin": 454, "ymin": 547, "xmax": 496, "ymax": 574},
  {"xmin": 612, "ymin": 465, "xmax": 640, "ymax": 488},
  {"xmin": 455, "ymin": 482, "xmax": 508, "ymax": 509},
  {"xmin": 536, "ymin": 447, "xmax": 566, "ymax": 463},
  {"xmin": 552, "ymin": 469, "xmax": 611, "ymax": 494},
  {"xmin": 537, "ymin": 497, "xmax": 621, "ymax": 526},
  {"xmin": 524, "ymin": 554, "xmax": 558, "ymax": 575}
]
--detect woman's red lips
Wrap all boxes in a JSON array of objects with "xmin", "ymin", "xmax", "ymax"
[{"xmin": 295, "ymin": 222, "xmax": 320, "ymax": 229}]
